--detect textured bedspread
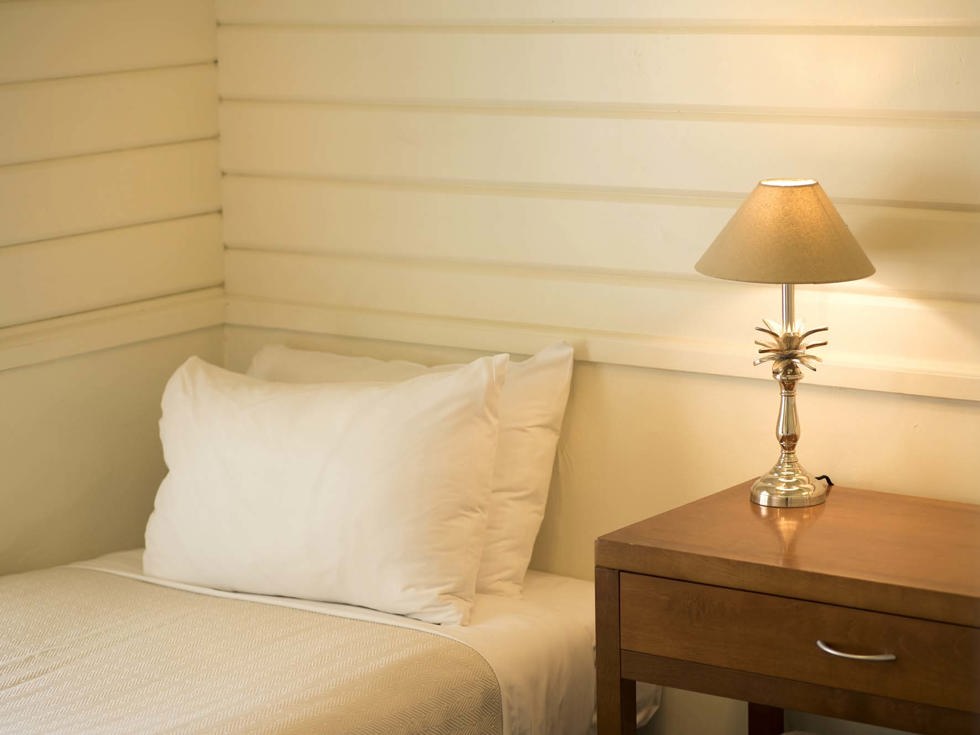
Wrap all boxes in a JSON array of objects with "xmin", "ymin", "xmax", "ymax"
[{"xmin": 0, "ymin": 566, "xmax": 502, "ymax": 735}]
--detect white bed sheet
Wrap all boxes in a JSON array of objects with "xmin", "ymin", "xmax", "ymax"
[{"xmin": 73, "ymin": 550, "xmax": 659, "ymax": 735}]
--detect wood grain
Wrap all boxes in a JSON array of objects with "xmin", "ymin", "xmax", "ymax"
[
  {"xmin": 596, "ymin": 483, "xmax": 980, "ymax": 734},
  {"xmin": 621, "ymin": 652, "xmax": 980, "ymax": 735},
  {"xmin": 596, "ymin": 482, "xmax": 980, "ymax": 626},
  {"xmin": 620, "ymin": 574, "xmax": 980, "ymax": 711},
  {"xmin": 596, "ymin": 567, "xmax": 635, "ymax": 734}
]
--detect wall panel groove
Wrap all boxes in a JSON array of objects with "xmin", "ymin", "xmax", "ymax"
[
  {"xmin": 0, "ymin": 288, "xmax": 224, "ymax": 373},
  {"xmin": 0, "ymin": 215, "xmax": 223, "ymax": 328},
  {"xmin": 0, "ymin": 65, "xmax": 218, "ymax": 166},
  {"xmin": 218, "ymin": 29, "xmax": 980, "ymax": 115},
  {"xmin": 217, "ymin": 98, "xmax": 980, "ymax": 129},
  {"xmin": 0, "ymin": 0, "xmax": 217, "ymax": 85},
  {"xmin": 0, "ymin": 0, "xmax": 221, "ymax": 361},
  {"xmin": 220, "ymin": 103, "xmax": 980, "ymax": 207},
  {"xmin": 0, "ymin": 0, "xmax": 225, "ymax": 576},
  {"xmin": 225, "ymin": 295, "xmax": 979, "ymax": 403},
  {"xmin": 222, "ymin": 172, "xmax": 980, "ymax": 214},
  {"xmin": 225, "ymin": 171, "xmax": 765, "ymax": 205},
  {"xmin": 0, "ymin": 60, "xmax": 216, "ymax": 89},
  {"xmin": 217, "ymin": 0, "xmax": 979, "ymax": 412},
  {"xmin": 0, "ymin": 135, "xmax": 221, "ymax": 171},
  {"xmin": 222, "ymin": 177, "xmax": 980, "ymax": 303},
  {"xmin": 215, "ymin": 0, "xmax": 980, "ymax": 27},
  {"xmin": 217, "ymin": 21, "xmax": 980, "ymax": 35},
  {"xmin": 0, "ymin": 140, "xmax": 221, "ymax": 250},
  {"xmin": 224, "ymin": 250, "xmax": 980, "ymax": 401}
]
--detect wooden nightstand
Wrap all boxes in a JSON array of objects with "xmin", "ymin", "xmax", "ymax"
[{"xmin": 595, "ymin": 480, "xmax": 980, "ymax": 735}]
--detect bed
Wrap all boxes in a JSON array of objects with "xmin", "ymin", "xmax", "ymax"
[{"xmin": 0, "ymin": 343, "xmax": 660, "ymax": 734}]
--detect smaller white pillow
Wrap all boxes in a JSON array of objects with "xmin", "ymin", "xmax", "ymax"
[
  {"xmin": 144, "ymin": 354, "xmax": 507, "ymax": 625},
  {"xmin": 249, "ymin": 342, "xmax": 574, "ymax": 597}
]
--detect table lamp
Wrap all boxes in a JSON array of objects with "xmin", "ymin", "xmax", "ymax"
[{"xmin": 696, "ymin": 179, "xmax": 875, "ymax": 507}]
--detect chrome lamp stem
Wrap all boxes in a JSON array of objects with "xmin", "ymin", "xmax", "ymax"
[
  {"xmin": 750, "ymin": 284, "xmax": 827, "ymax": 508},
  {"xmin": 781, "ymin": 283, "xmax": 795, "ymax": 327}
]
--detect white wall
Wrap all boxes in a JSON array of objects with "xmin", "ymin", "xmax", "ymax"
[
  {"xmin": 0, "ymin": 331, "xmax": 222, "ymax": 575},
  {"xmin": 217, "ymin": 0, "xmax": 979, "ymax": 403},
  {"xmin": 216, "ymin": 2, "xmax": 980, "ymax": 734},
  {"xmin": 0, "ymin": 0, "xmax": 223, "ymax": 574}
]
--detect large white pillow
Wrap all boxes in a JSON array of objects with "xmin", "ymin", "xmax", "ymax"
[
  {"xmin": 248, "ymin": 342, "xmax": 574, "ymax": 597},
  {"xmin": 144, "ymin": 354, "xmax": 507, "ymax": 625}
]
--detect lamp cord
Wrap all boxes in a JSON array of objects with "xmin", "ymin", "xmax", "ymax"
[{"xmin": 815, "ymin": 474, "xmax": 834, "ymax": 487}]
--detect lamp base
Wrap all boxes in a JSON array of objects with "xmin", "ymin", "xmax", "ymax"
[{"xmin": 751, "ymin": 452, "xmax": 826, "ymax": 508}]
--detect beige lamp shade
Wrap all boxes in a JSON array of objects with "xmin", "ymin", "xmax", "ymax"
[{"xmin": 696, "ymin": 179, "xmax": 875, "ymax": 284}]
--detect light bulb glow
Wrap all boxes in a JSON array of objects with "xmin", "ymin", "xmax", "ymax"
[{"xmin": 760, "ymin": 178, "xmax": 818, "ymax": 187}]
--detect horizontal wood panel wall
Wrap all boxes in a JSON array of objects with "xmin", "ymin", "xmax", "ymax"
[
  {"xmin": 217, "ymin": 1, "xmax": 980, "ymax": 401},
  {"xmin": 0, "ymin": 0, "xmax": 223, "ymax": 370}
]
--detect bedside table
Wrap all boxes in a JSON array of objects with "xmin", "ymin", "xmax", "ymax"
[{"xmin": 595, "ymin": 480, "xmax": 980, "ymax": 735}]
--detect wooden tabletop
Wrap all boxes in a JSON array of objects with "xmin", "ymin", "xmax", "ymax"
[{"xmin": 596, "ymin": 480, "xmax": 980, "ymax": 627}]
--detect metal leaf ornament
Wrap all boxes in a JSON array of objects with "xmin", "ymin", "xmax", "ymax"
[{"xmin": 754, "ymin": 320, "xmax": 828, "ymax": 374}]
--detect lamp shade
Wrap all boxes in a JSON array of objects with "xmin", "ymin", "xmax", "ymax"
[{"xmin": 696, "ymin": 179, "xmax": 875, "ymax": 284}]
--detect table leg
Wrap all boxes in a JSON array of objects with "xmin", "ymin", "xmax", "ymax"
[
  {"xmin": 596, "ymin": 567, "xmax": 637, "ymax": 734},
  {"xmin": 748, "ymin": 702, "xmax": 784, "ymax": 735}
]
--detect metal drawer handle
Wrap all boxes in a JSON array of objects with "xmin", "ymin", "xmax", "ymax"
[{"xmin": 817, "ymin": 640, "xmax": 896, "ymax": 662}]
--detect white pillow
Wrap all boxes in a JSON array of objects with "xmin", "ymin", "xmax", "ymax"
[
  {"xmin": 248, "ymin": 342, "xmax": 574, "ymax": 597},
  {"xmin": 144, "ymin": 354, "xmax": 507, "ymax": 625}
]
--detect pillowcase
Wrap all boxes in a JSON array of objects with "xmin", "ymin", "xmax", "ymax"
[
  {"xmin": 248, "ymin": 342, "xmax": 574, "ymax": 597},
  {"xmin": 144, "ymin": 354, "xmax": 507, "ymax": 625}
]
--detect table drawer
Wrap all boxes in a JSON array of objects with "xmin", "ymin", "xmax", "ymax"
[{"xmin": 620, "ymin": 573, "xmax": 980, "ymax": 714}]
